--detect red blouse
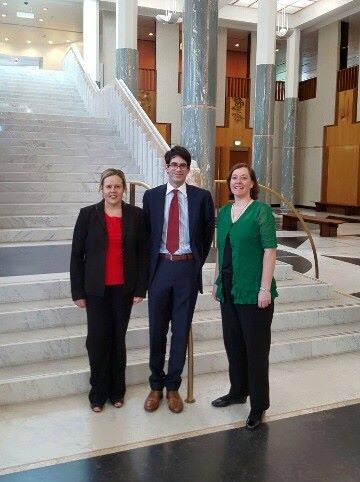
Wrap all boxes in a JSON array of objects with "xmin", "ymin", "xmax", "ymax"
[{"xmin": 105, "ymin": 213, "xmax": 124, "ymax": 286}]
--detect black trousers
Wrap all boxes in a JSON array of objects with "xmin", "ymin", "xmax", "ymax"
[
  {"xmin": 148, "ymin": 258, "xmax": 198, "ymax": 391},
  {"xmin": 85, "ymin": 285, "xmax": 133, "ymax": 405},
  {"xmin": 220, "ymin": 273, "xmax": 273, "ymax": 411}
]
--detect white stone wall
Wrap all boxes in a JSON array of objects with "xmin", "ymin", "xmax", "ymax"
[
  {"xmin": 0, "ymin": 43, "xmax": 74, "ymax": 70},
  {"xmin": 155, "ymin": 23, "xmax": 182, "ymax": 145},
  {"xmin": 294, "ymin": 22, "xmax": 340, "ymax": 206},
  {"xmin": 100, "ymin": 11, "xmax": 116, "ymax": 86}
]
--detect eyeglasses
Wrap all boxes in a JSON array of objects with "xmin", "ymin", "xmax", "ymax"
[{"xmin": 168, "ymin": 162, "xmax": 188, "ymax": 170}]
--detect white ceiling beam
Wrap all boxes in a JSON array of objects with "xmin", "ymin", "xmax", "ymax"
[{"xmin": 290, "ymin": 0, "xmax": 360, "ymax": 30}]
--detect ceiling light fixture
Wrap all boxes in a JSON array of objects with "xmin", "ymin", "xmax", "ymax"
[
  {"xmin": 26, "ymin": 40, "xmax": 31, "ymax": 44},
  {"xmin": 4, "ymin": 37, "xmax": 9, "ymax": 41},
  {"xmin": 235, "ymin": 43, "xmax": 239, "ymax": 47},
  {"xmin": 48, "ymin": 40, "xmax": 53, "ymax": 44},
  {"xmin": 1, "ymin": 13, "xmax": 6, "ymax": 17},
  {"xmin": 43, "ymin": 7, "xmax": 48, "ymax": 11},
  {"xmin": 39, "ymin": 18, "xmax": 44, "ymax": 22},
  {"xmin": 156, "ymin": 0, "xmax": 182, "ymax": 24},
  {"xmin": 66, "ymin": 39, "xmax": 71, "ymax": 43},
  {"xmin": 148, "ymin": 32, "xmax": 154, "ymax": 37},
  {"xmin": 3, "ymin": 2, "xmax": 8, "ymax": 5},
  {"xmin": 276, "ymin": 7, "xmax": 291, "ymax": 38},
  {"xmin": 17, "ymin": 11, "xmax": 35, "ymax": 19}
]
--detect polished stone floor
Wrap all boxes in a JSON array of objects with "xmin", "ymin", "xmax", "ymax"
[{"xmin": 1, "ymin": 403, "xmax": 359, "ymax": 482}]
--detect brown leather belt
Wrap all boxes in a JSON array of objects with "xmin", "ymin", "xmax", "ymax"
[{"xmin": 159, "ymin": 253, "xmax": 194, "ymax": 261}]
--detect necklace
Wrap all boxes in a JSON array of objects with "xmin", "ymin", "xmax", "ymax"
[{"xmin": 231, "ymin": 199, "xmax": 253, "ymax": 223}]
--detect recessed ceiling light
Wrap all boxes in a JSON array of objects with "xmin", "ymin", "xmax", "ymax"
[
  {"xmin": 235, "ymin": 43, "xmax": 239, "ymax": 47},
  {"xmin": 48, "ymin": 40, "xmax": 53, "ymax": 44},
  {"xmin": 148, "ymin": 32, "xmax": 154, "ymax": 37},
  {"xmin": 17, "ymin": 11, "xmax": 35, "ymax": 19},
  {"xmin": 66, "ymin": 39, "xmax": 71, "ymax": 43},
  {"xmin": 3, "ymin": 1, "xmax": 8, "ymax": 5},
  {"xmin": 4, "ymin": 37, "xmax": 9, "ymax": 41},
  {"xmin": 43, "ymin": 7, "xmax": 48, "ymax": 11},
  {"xmin": 1, "ymin": 13, "xmax": 6, "ymax": 17},
  {"xmin": 39, "ymin": 18, "xmax": 44, "ymax": 22},
  {"xmin": 26, "ymin": 40, "xmax": 32, "ymax": 44}
]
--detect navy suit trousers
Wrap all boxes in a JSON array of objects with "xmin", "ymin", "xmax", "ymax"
[{"xmin": 148, "ymin": 258, "xmax": 198, "ymax": 391}]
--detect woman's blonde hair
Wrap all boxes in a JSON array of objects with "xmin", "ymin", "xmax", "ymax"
[{"xmin": 99, "ymin": 168, "xmax": 127, "ymax": 193}]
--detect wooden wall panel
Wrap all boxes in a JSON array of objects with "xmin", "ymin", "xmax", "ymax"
[
  {"xmin": 138, "ymin": 40, "xmax": 156, "ymax": 70},
  {"xmin": 322, "ymin": 86, "xmax": 360, "ymax": 206},
  {"xmin": 226, "ymin": 51, "xmax": 247, "ymax": 78},
  {"xmin": 326, "ymin": 146, "xmax": 359, "ymax": 204}
]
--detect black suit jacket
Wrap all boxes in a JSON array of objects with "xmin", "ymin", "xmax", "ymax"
[
  {"xmin": 70, "ymin": 200, "xmax": 148, "ymax": 300},
  {"xmin": 142, "ymin": 183, "xmax": 215, "ymax": 293}
]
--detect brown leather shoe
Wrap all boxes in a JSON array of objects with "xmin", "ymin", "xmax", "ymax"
[
  {"xmin": 144, "ymin": 390, "xmax": 163, "ymax": 412},
  {"xmin": 167, "ymin": 390, "xmax": 184, "ymax": 413}
]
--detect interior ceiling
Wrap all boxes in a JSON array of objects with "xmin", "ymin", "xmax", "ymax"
[
  {"xmin": 0, "ymin": 0, "xmax": 82, "ymax": 45},
  {"xmin": 0, "ymin": 1, "xmax": 359, "ymax": 48},
  {"xmin": 230, "ymin": 1, "xmax": 321, "ymax": 15}
]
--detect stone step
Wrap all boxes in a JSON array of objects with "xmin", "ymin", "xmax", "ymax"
[
  {"xmin": 0, "ymin": 203, "xmax": 89, "ymax": 216},
  {"xmin": 0, "ymin": 264, "xmax": 295, "ymax": 333},
  {"xmin": 0, "ymin": 80, "xmax": 77, "ymax": 89},
  {"xmin": 0, "ymin": 92, "xmax": 82, "ymax": 102},
  {"xmin": 0, "ymin": 162, "xmax": 138, "ymax": 174},
  {"xmin": 0, "ymin": 139, "xmax": 127, "ymax": 150},
  {"xmin": 0, "ymin": 124, "xmax": 116, "ymax": 136},
  {"xmin": 0, "ymin": 132, "xmax": 122, "ymax": 143},
  {"xmin": 0, "ymin": 273, "xmax": 330, "ymax": 312},
  {"xmin": 0, "ymin": 192, "xmax": 102, "ymax": 204},
  {"xmin": 0, "ymin": 154, "xmax": 133, "ymax": 163},
  {"xmin": 0, "ymin": 94, "xmax": 84, "ymax": 107},
  {"xmin": 0, "ymin": 105, "xmax": 89, "ymax": 116},
  {"xmin": 0, "ymin": 227, "xmax": 74, "ymax": 243},
  {"xmin": 0, "ymin": 146, "xmax": 128, "ymax": 156},
  {"xmin": 0, "ymin": 172, "xmax": 142, "ymax": 184},
  {"xmin": 1, "ymin": 321, "xmax": 359, "ymax": 404},
  {"xmin": 1, "ymin": 289, "xmax": 357, "ymax": 337},
  {"xmin": 0, "ymin": 214, "xmax": 76, "ymax": 229},
  {"xmin": 2, "ymin": 308, "xmax": 360, "ymax": 368},
  {"xmin": 0, "ymin": 181, "xmax": 99, "ymax": 192},
  {"xmin": 0, "ymin": 113, "xmax": 109, "ymax": 124}
]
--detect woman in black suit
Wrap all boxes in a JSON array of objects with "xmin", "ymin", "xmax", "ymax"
[{"xmin": 70, "ymin": 168, "xmax": 148, "ymax": 412}]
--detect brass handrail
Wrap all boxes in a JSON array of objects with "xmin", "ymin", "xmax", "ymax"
[
  {"xmin": 214, "ymin": 180, "xmax": 319, "ymax": 279},
  {"xmin": 128, "ymin": 181, "xmax": 196, "ymax": 404}
]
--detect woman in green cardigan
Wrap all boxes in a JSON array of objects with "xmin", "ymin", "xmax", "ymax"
[{"xmin": 211, "ymin": 163, "xmax": 278, "ymax": 430}]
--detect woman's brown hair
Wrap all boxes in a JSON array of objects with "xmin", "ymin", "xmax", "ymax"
[
  {"xmin": 226, "ymin": 163, "xmax": 259, "ymax": 200},
  {"xmin": 99, "ymin": 168, "xmax": 127, "ymax": 193}
]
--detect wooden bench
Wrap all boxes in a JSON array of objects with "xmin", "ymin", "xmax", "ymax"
[
  {"xmin": 315, "ymin": 201, "xmax": 360, "ymax": 216},
  {"xmin": 282, "ymin": 213, "xmax": 345, "ymax": 237}
]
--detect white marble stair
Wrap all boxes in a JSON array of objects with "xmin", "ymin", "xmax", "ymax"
[
  {"xmin": 1, "ymin": 263, "xmax": 360, "ymax": 404},
  {"xmin": 0, "ymin": 67, "xmax": 145, "ymax": 244}
]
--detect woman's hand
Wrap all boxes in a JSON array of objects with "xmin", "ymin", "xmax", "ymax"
[
  {"xmin": 74, "ymin": 299, "xmax": 86, "ymax": 308},
  {"xmin": 212, "ymin": 284, "xmax": 219, "ymax": 302},
  {"xmin": 258, "ymin": 290, "xmax": 271, "ymax": 309},
  {"xmin": 133, "ymin": 297, "xmax": 144, "ymax": 304}
]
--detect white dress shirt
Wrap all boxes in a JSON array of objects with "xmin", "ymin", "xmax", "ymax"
[{"xmin": 159, "ymin": 182, "xmax": 192, "ymax": 255}]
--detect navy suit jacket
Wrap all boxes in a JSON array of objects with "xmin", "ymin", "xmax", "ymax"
[{"xmin": 142, "ymin": 183, "xmax": 215, "ymax": 293}]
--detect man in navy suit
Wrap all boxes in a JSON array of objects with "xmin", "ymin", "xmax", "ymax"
[{"xmin": 143, "ymin": 145, "xmax": 215, "ymax": 413}]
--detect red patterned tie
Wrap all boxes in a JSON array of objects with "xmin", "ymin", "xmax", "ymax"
[{"xmin": 166, "ymin": 189, "xmax": 179, "ymax": 254}]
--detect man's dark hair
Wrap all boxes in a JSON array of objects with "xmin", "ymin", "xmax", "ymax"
[{"xmin": 164, "ymin": 145, "xmax": 191, "ymax": 167}]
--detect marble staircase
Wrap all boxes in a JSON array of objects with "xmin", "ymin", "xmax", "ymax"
[
  {"xmin": 0, "ymin": 68, "xmax": 143, "ymax": 245},
  {"xmin": 1, "ymin": 262, "xmax": 360, "ymax": 405}
]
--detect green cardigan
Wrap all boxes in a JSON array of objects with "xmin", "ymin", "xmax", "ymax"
[{"xmin": 215, "ymin": 200, "xmax": 278, "ymax": 304}]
